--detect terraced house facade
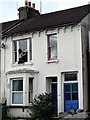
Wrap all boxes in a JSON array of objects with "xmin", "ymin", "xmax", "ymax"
[{"xmin": 1, "ymin": 2, "xmax": 90, "ymax": 118}]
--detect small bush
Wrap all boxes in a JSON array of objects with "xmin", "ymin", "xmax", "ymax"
[{"xmin": 30, "ymin": 93, "xmax": 54, "ymax": 120}]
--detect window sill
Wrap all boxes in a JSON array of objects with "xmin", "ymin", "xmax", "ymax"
[
  {"xmin": 47, "ymin": 59, "xmax": 59, "ymax": 63},
  {"xmin": 10, "ymin": 104, "xmax": 23, "ymax": 107},
  {"xmin": 7, "ymin": 105, "xmax": 29, "ymax": 108},
  {"xmin": 12, "ymin": 61, "xmax": 33, "ymax": 67}
]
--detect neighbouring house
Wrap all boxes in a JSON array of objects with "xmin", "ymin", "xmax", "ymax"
[{"xmin": 1, "ymin": 1, "xmax": 90, "ymax": 118}]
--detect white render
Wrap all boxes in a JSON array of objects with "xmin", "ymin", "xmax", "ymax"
[{"xmin": 1, "ymin": 22, "xmax": 89, "ymax": 118}]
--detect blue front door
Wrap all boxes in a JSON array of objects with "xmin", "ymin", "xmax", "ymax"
[{"xmin": 64, "ymin": 83, "xmax": 78, "ymax": 112}]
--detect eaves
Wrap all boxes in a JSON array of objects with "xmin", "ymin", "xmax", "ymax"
[{"xmin": 2, "ymin": 21, "xmax": 80, "ymax": 39}]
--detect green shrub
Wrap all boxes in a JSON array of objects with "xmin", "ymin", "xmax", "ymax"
[{"xmin": 30, "ymin": 93, "xmax": 54, "ymax": 120}]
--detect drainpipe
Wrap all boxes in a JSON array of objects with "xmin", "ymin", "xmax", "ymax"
[{"xmin": 1, "ymin": 39, "xmax": 6, "ymax": 104}]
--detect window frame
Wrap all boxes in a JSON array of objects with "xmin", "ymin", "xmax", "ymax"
[
  {"xmin": 28, "ymin": 78, "xmax": 33, "ymax": 103},
  {"xmin": 11, "ymin": 77, "xmax": 23, "ymax": 105},
  {"xmin": 47, "ymin": 33, "xmax": 58, "ymax": 61},
  {"xmin": 65, "ymin": 73, "xmax": 77, "ymax": 82},
  {"xmin": 13, "ymin": 38, "xmax": 32, "ymax": 64}
]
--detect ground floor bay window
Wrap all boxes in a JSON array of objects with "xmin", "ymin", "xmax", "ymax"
[
  {"xmin": 5, "ymin": 69, "xmax": 38, "ymax": 118},
  {"xmin": 10, "ymin": 76, "xmax": 34, "ymax": 105},
  {"xmin": 11, "ymin": 78, "xmax": 23, "ymax": 105}
]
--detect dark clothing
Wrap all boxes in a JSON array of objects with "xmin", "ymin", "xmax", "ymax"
[{"xmin": 18, "ymin": 58, "xmax": 24, "ymax": 64}]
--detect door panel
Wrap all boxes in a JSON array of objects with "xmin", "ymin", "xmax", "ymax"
[
  {"xmin": 51, "ymin": 83, "xmax": 57, "ymax": 116},
  {"xmin": 64, "ymin": 83, "xmax": 78, "ymax": 112}
]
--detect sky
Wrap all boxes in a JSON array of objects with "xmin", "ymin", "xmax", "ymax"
[{"xmin": 0, "ymin": 0, "xmax": 90, "ymax": 23}]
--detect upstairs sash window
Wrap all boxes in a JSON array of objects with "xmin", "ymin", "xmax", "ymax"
[
  {"xmin": 47, "ymin": 34, "xmax": 57, "ymax": 60},
  {"xmin": 13, "ymin": 38, "xmax": 32, "ymax": 64}
]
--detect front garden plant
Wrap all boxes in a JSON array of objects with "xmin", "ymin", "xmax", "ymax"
[{"xmin": 30, "ymin": 93, "xmax": 54, "ymax": 120}]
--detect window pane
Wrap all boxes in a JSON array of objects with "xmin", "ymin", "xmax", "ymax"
[
  {"xmin": 72, "ymin": 93, "xmax": 78, "ymax": 100},
  {"xmin": 65, "ymin": 85, "xmax": 70, "ymax": 92},
  {"xmin": 29, "ymin": 79, "xmax": 33, "ymax": 90},
  {"xmin": 19, "ymin": 40, "xmax": 27, "ymax": 63},
  {"xmin": 19, "ymin": 40, "xmax": 27, "ymax": 51},
  {"xmin": 29, "ymin": 39, "xmax": 32, "ymax": 60},
  {"xmin": 12, "ymin": 80, "xmax": 18, "ymax": 91},
  {"xmin": 13, "ymin": 41, "xmax": 17, "ymax": 62},
  {"xmin": 12, "ymin": 92, "xmax": 23, "ymax": 104},
  {"xmin": 18, "ymin": 80, "xmax": 23, "ymax": 91},
  {"xmin": 65, "ymin": 74, "xmax": 77, "ymax": 81},
  {"xmin": 52, "ymin": 77, "xmax": 57, "ymax": 82},
  {"xmin": 29, "ymin": 91, "xmax": 33, "ymax": 103},
  {"xmin": 12, "ymin": 80, "xmax": 23, "ymax": 91},
  {"xmin": 14, "ymin": 41, "xmax": 17, "ymax": 50},
  {"xmin": 29, "ymin": 78, "xmax": 33, "ymax": 103},
  {"xmin": 65, "ymin": 93, "xmax": 70, "ymax": 100},
  {"xmin": 72, "ymin": 84, "xmax": 78, "ymax": 92},
  {"xmin": 50, "ymin": 34, "xmax": 57, "ymax": 47},
  {"xmin": 50, "ymin": 46, "xmax": 57, "ymax": 59}
]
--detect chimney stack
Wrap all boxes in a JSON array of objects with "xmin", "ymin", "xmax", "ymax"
[{"xmin": 18, "ymin": 1, "xmax": 40, "ymax": 20}]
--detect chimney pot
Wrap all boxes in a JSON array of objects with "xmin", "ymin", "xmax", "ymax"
[
  {"xmin": 32, "ymin": 3, "xmax": 35, "ymax": 9},
  {"xmin": 25, "ymin": 0, "xmax": 28, "ymax": 6},
  {"xmin": 28, "ymin": 2, "xmax": 31, "ymax": 7}
]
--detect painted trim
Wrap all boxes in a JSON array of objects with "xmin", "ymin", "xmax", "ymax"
[
  {"xmin": 46, "ymin": 59, "xmax": 59, "ymax": 63},
  {"xmin": 7, "ymin": 105, "xmax": 30, "ymax": 108}
]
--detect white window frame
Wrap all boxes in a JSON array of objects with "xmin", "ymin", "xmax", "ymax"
[
  {"xmin": 11, "ymin": 77, "xmax": 23, "ymax": 105},
  {"xmin": 13, "ymin": 38, "xmax": 32, "ymax": 64}
]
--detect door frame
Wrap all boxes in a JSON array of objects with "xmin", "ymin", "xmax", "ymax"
[
  {"xmin": 51, "ymin": 81, "xmax": 58, "ymax": 116},
  {"xmin": 46, "ymin": 77, "xmax": 58, "ymax": 115},
  {"xmin": 61, "ymin": 72, "xmax": 79, "ymax": 112}
]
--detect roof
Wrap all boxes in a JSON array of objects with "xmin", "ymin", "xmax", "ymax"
[
  {"xmin": 2, "ymin": 20, "xmax": 19, "ymax": 32},
  {"xmin": 2, "ymin": 4, "xmax": 90, "ymax": 38}
]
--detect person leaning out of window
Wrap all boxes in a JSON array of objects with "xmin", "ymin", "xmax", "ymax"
[{"xmin": 18, "ymin": 48, "xmax": 27, "ymax": 64}]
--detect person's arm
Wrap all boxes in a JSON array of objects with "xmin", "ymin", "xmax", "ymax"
[{"xmin": 21, "ymin": 52, "xmax": 26, "ymax": 57}]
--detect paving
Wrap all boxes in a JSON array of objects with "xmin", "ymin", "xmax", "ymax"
[{"xmin": 54, "ymin": 109, "xmax": 90, "ymax": 120}]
